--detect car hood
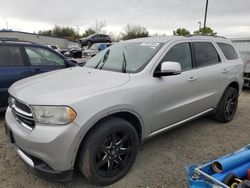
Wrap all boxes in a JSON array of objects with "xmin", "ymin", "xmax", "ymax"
[{"xmin": 9, "ymin": 67, "xmax": 130, "ymax": 105}]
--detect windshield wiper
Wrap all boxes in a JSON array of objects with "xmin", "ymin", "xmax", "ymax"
[
  {"xmin": 94, "ymin": 49, "xmax": 110, "ymax": 69},
  {"xmin": 122, "ymin": 51, "xmax": 127, "ymax": 73}
]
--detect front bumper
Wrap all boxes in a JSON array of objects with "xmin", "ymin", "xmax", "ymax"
[{"xmin": 4, "ymin": 107, "xmax": 81, "ymax": 181}]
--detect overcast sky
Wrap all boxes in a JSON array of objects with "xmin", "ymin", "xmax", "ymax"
[{"xmin": 0, "ymin": 0, "xmax": 249, "ymax": 37}]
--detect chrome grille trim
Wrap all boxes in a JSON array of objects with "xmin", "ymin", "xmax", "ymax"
[
  {"xmin": 13, "ymin": 104, "xmax": 33, "ymax": 117},
  {"xmin": 10, "ymin": 97, "xmax": 35, "ymax": 130}
]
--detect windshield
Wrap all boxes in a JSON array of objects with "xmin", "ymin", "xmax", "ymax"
[{"xmin": 84, "ymin": 42, "xmax": 163, "ymax": 73}]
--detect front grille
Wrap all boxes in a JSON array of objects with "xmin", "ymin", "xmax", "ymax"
[
  {"xmin": 15, "ymin": 99, "xmax": 32, "ymax": 114},
  {"xmin": 244, "ymin": 72, "xmax": 250, "ymax": 78},
  {"xmin": 11, "ymin": 98, "xmax": 35, "ymax": 130}
]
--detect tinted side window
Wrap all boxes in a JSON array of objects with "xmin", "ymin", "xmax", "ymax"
[
  {"xmin": 193, "ymin": 42, "xmax": 220, "ymax": 67},
  {"xmin": 25, "ymin": 47, "xmax": 65, "ymax": 66},
  {"xmin": 217, "ymin": 43, "xmax": 238, "ymax": 60},
  {"xmin": 161, "ymin": 43, "xmax": 192, "ymax": 71},
  {"xmin": 0, "ymin": 46, "xmax": 24, "ymax": 67}
]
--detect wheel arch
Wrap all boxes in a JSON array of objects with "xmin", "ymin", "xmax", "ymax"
[
  {"xmin": 215, "ymin": 81, "xmax": 240, "ymax": 110},
  {"xmin": 227, "ymin": 81, "xmax": 240, "ymax": 93},
  {"xmin": 73, "ymin": 110, "xmax": 144, "ymax": 168}
]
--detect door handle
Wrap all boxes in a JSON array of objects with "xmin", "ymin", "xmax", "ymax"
[
  {"xmin": 188, "ymin": 76, "xmax": 197, "ymax": 81},
  {"xmin": 222, "ymin": 69, "xmax": 229, "ymax": 73}
]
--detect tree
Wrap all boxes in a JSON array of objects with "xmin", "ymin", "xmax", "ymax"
[
  {"xmin": 173, "ymin": 28, "xmax": 190, "ymax": 36},
  {"xmin": 82, "ymin": 28, "xmax": 96, "ymax": 38},
  {"xmin": 81, "ymin": 20, "xmax": 107, "ymax": 38},
  {"xmin": 193, "ymin": 26, "xmax": 217, "ymax": 36},
  {"xmin": 38, "ymin": 25, "xmax": 80, "ymax": 41},
  {"xmin": 122, "ymin": 24, "xmax": 149, "ymax": 40},
  {"xmin": 38, "ymin": 30, "xmax": 52, "ymax": 36},
  {"xmin": 92, "ymin": 20, "xmax": 107, "ymax": 34}
]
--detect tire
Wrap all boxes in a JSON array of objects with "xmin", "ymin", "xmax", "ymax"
[
  {"xmin": 78, "ymin": 117, "xmax": 139, "ymax": 186},
  {"xmin": 213, "ymin": 87, "xmax": 238, "ymax": 122}
]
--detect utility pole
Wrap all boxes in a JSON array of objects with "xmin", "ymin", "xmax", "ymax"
[{"xmin": 203, "ymin": 0, "xmax": 209, "ymax": 34}]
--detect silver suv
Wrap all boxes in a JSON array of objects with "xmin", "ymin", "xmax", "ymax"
[{"xmin": 5, "ymin": 36, "xmax": 244, "ymax": 185}]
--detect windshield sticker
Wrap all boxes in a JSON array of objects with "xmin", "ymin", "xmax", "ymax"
[{"xmin": 140, "ymin": 42, "xmax": 160, "ymax": 49}]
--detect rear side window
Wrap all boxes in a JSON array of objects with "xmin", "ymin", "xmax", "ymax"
[
  {"xmin": 217, "ymin": 43, "xmax": 238, "ymax": 60},
  {"xmin": 0, "ymin": 46, "xmax": 24, "ymax": 67},
  {"xmin": 193, "ymin": 42, "xmax": 220, "ymax": 67}
]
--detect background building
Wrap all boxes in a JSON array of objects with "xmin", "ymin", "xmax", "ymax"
[
  {"xmin": 0, "ymin": 30, "xmax": 79, "ymax": 49},
  {"xmin": 231, "ymin": 37, "xmax": 250, "ymax": 66},
  {"xmin": 231, "ymin": 37, "xmax": 250, "ymax": 52}
]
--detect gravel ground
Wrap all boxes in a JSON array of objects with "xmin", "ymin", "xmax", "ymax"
[{"xmin": 1, "ymin": 89, "xmax": 250, "ymax": 188}]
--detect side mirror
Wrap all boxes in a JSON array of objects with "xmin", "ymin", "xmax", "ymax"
[{"xmin": 154, "ymin": 61, "xmax": 181, "ymax": 77}]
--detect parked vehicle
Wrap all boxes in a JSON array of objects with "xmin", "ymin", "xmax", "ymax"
[
  {"xmin": 5, "ymin": 36, "xmax": 244, "ymax": 185},
  {"xmin": 46, "ymin": 45, "xmax": 62, "ymax": 53},
  {"xmin": 79, "ymin": 34, "xmax": 112, "ymax": 47},
  {"xmin": 0, "ymin": 39, "xmax": 76, "ymax": 111},
  {"xmin": 83, "ymin": 43, "xmax": 112, "ymax": 58},
  {"xmin": 64, "ymin": 47, "xmax": 83, "ymax": 58},
  {"xmin": 239, "ymin": 51, "xmax": 250, "ymax": 87}
]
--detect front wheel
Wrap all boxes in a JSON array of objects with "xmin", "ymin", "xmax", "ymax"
[
  {"xmin": 213, "ymin": 87, "xmax": 238, "ymax": 122},
  {"xmin": 78, "ymin": 117, "xmax": 139, "ymax": 186}
]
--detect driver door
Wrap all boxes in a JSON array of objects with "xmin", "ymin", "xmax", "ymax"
[
  {"xmin": 151, "ymin": 42, "xmax": 203, "ymax": 132},
  {"xmin": 24, "ymin": 46, "xmax": 66, "ymax": 75}
]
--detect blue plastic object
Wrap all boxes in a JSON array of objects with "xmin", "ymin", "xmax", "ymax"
[
  {"xmin": 212, "ymin": 162, "xmax": 250, "ymax": 182},
  {"xmin": 187, "ymin": 145, "xmax": 250, "ymax": 188},
  {"xmin": 212, "ymin": 149, "xmax": 250, "ymax": 173},
  {"xmin": 187, "ymin": 165, "xmax": 213, "ymax": 188}
]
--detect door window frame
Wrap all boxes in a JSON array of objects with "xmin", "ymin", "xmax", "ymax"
[
  {"xmin": 22, "ymin": 46, "xmax": 66, "ymax": 67},
  {"xmin": 190, "ymin": 40, "xmax": 222, "ymax": 69},
  {"xmin": 152, "ymin": 41, "xmax": 195, "ymax": 75},
  {"xmin": 0, "ymin": 44, "xmax": 28, "ymax": 67}
]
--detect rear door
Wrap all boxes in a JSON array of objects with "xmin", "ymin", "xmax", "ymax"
[
  {"xmin": 190, "ymin": 40, "xmax": 228, "ymax": 110},
  {"xmin": 24, "ymin": 46, "xmax": 66, "ymax": 75},
  {"xmin": 0, "ymin": 45, "xmax": 31, "ymax": 109}
]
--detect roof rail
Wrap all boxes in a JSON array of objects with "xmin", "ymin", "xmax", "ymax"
[
  {"xmin": 0, "ymin": 38, "xmax": 35, "ymax": 44},
  {"xmin": 186, "ymin": 34, "xmax": 227, "ymax": 39}
]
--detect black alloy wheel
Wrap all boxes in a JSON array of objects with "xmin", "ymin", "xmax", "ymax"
[
  {"xmin": 213, "ymin": 87, "xmax": 238, "ymax": 122},
  {"xmin": 78, "ymin": 117, "xmax": 139, "ymax": 185},
  {"xmin": 94, "ymin": 132, "xmax": 133, "ymax": 178}
]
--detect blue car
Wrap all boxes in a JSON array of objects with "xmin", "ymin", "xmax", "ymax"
[{"xmin": 0, "ymin": 39, "xmax": 76, "ymax": 111}]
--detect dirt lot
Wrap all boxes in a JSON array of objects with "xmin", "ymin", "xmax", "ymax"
[{"xmin": 1, "ymin": 89, "xmax": 250, "ymax": 188}]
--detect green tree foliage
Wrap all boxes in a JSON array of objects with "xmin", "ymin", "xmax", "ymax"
[
  {"xmin": 122, "ymin": 24, "xmax": 149, "ymax": 40},
  {"xmin": 81, "ymin": 20, "xmax": 107, "ymax": 38},
  {"xmin": 82, "ymin": 28, "xmax": 96, "ymax": 37},
  {"xmin": 193, "ymin": 26, "xmax": 217, "ymax": 36},
  {"xmin": 38, "ymin": 25, "xmax": 80, "ymax": 41},
  {"xmin": 173, "ymin": 28, "xmax": 191, "ymax": 36}
]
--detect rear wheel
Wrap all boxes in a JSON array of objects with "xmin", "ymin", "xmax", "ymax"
[
  {"xmin": 78, "ymin": 117, "xmax": 139, "ymax": 186},
  {"xmin": 213, "ymin": 87, "xmax": 238, "ymax": 122}
]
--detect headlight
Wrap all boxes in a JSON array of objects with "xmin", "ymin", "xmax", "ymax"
[
  {"xmin": 8, "ymin": 97, "xmax": 15, "ymax": 108},
  {"xmin": 32, "ymin": 106, "xmax": 77, "ymax": 125}
]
